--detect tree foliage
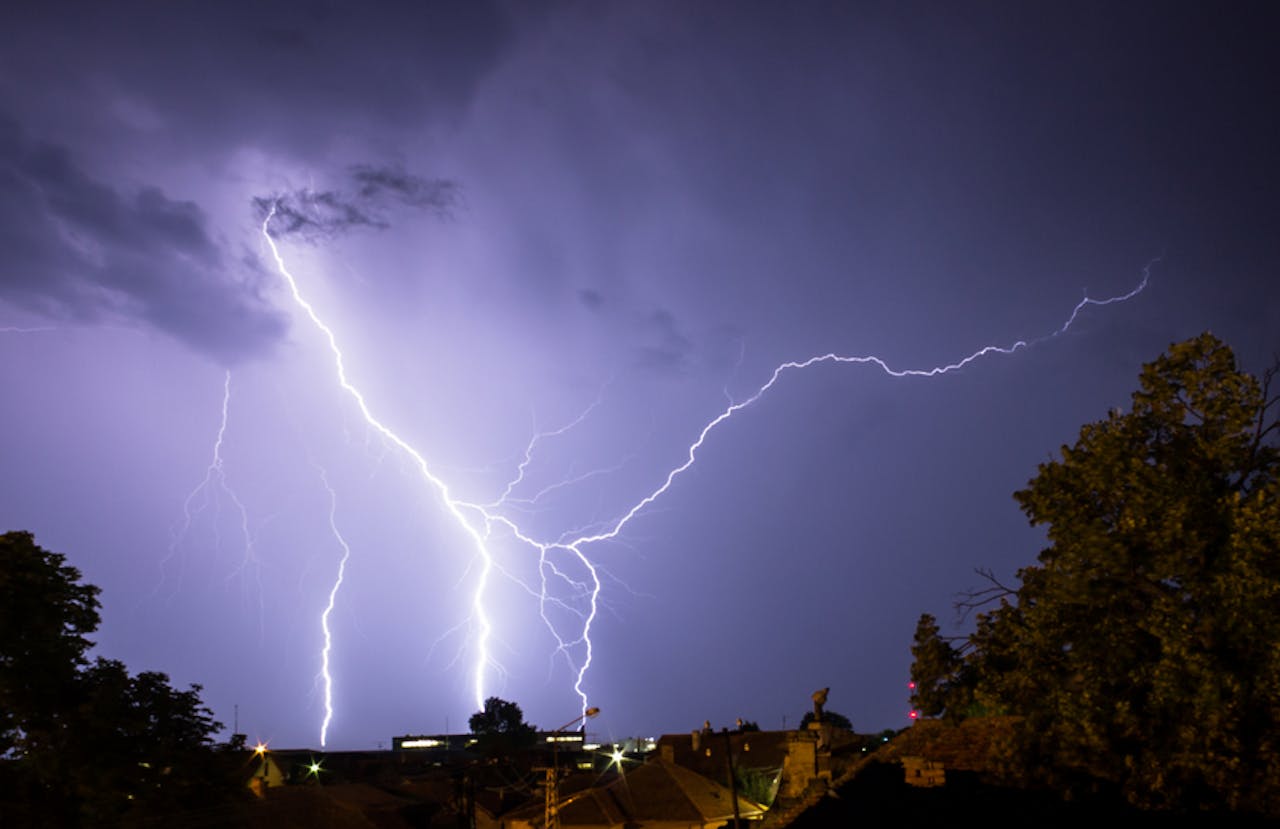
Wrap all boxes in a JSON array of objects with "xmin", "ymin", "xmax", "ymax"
[
  {"xmin": 0, "ymin": 531, "xmax": 240, "ymax": 827},
  {"xmin": 909, "ymin": 613, "xmax": 961, "ymax": 719},
  {"xmin": 469, "ymin": 696, "xmax": 537, "ymax": 756},
  {"xmin": 910, "ymin": 334, "xmax": 1280, "ymax": 815},
  {"xmin": 0, "ymin": 531, "xmax": 101, "ymax": 760},
  {"xmin": 797, "ymin": 709, "xmax": 853, "ymax": 731}
]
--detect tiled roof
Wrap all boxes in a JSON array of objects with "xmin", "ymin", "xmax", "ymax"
[
  {"xmin": 656, "ymin": 730, "xmax": 792, "ymax": 777},
  {"xmin": 872, "ymin": 716, "xmax": 1023, "ymax": 773},
  {"xmin": 505, "ymin": 756, "xmax": 766, "ymax": 827},
  {"xmin": 614, "ymin": 758, "xmax": 764, "ymax": 823}
]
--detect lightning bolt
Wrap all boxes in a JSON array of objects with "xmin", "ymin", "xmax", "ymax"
[
  {"xmin": 262, "ymin": 203, "xmax": 1152, "ymax": 732},
  {"xmin": 477, "ymin": 260, "xmax": 1157, "ymax": 716},
  {"xmin": 159, "ymin": 370, "xmax": 260, "ymax": 621},
  {"xmin": 315, "ymin": 465, "xmax": 350, "ymax": 748},
  {"xmin": 261, "ymin": 208, "xmax": 500, "ymax": 712}
]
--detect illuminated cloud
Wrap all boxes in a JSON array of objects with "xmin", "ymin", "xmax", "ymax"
[
  {"xmin": 251, "ymin": 165, "xmax": 459, "ymax": 242},
  {"xmin": 0, "ymin": 115, "xmax": 285, "ymax": 365}
]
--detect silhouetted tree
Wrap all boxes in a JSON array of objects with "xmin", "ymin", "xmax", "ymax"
[
  {"xmin": 797, "ymin": 709, "xmax": 853, "ymax": 731},
  {"xmin": 0, "ymin": 531, "xmax": 240, "ymax": 827},
  {"xmin": 469, "ymin": 696, "xmax": 537, "ymax": 757},
  {"xmin": 909, "ymin": 613, "xmax": 962, "ymax": 719},
  {"xmin": 914, "ymin": 334, "xmax": 1280, "ymax": 816},
  {"xmin": 0, "ymin": 531, "xmax": 101, "ymax": 760}
]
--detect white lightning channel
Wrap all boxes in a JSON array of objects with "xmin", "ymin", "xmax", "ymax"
[
  {"xmin": 262, "ymin": 209, "xmax": 499, "ymax": 710},
  {"xmin": 158, "ymin": 370, "xmax": 259, "ymax": 616},
  {"xmin": 484, "ymin": 260, "xmax": 1156, "ymax": 714},
  {"xmin": 264, "ymin": 195, "xmax": 1153, "ymax": 728},
  {"xmin": 316, "ymin": 466, "xmax": 350, "ymax": 748}
]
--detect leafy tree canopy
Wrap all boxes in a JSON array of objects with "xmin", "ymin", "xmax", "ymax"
[
  {"xmin": 910, "ymin": 333, "xmax": 1280, "ymax": 816},
  {"xmin": 0, "ymin": 531, "xmax": 101, "ymax": 759},
  {"xmin": 469, "ymin": 696, "xmax": 537, "ymax": 757},
  {"xmin": 797, "ymin": 709, "xmax": 853, "ymax": 731},
  {"xmin": 0, "ymin": 531, "xmax": 240, "ymax": 827},
  {"xmin": 469, "ymin": 696, "xmax": 536, "ymax": 735}
]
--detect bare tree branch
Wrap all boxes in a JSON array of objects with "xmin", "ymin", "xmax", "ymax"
[{"xmin": 954, "ymin": 566, "xmax": 1017, "ymax": 622}]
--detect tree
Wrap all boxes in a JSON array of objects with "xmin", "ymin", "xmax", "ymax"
[
  {"xmin": 797, "ymin": 709, "xmax": 853, "ymax": 731},
  {"xmin": 0, "ymin": 531, "xmax": 101, "ymax": 761},
  {"xmin": 66, "ymin": 659, "xmax": 230, "ymax": 824},
  {"xmin": 0, "ymin": 531, "xmax": 239, "ymax": 827},
  {"xmin": 914, "ymin": 334, "xmax": 1280, "ymax": 815},
  {"xmin": 469, "ymin": 696, "xmax": 537, "ymax": 757},
  {"xmin": 909, "ymin": 613, "xmax": 961, "ymax": 719}
]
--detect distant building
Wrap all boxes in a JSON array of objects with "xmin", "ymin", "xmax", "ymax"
[
  {"xmin": 246, "ymin": 752, "xmax": 287, "ymax": 797},
  {"xmin": 655, "ymin": 723, "xmax": 854, "ymax": 802},
  {"xmin": 392, "ymin": 733, "xmax": 477, "ymax": 754},
  {"xmin": 392, "ymin": 729, "xmax": 600, "ymax": 769},
  {"xmin": 493, "ymin": 757, "xmax": 766, "ymax": 829}
]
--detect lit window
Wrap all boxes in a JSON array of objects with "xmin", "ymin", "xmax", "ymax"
[{"xmin": 401, "ymin": 739, "xmax": 443, "ymax": 749}]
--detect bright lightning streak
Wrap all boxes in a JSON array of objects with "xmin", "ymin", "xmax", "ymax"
[
  {"xmin": 565, "ymin": 262, "xmax": 1156, "ymax": 546},
  {"xmin": 483, "ymin": 260, "xmax": 1156, "ymax": 716},
  {"xmin": 263, "ymin": 197, "xmax": 1152, "ymax": 731},
  {"xmin": 261, "ymin": 209, "xmax": 499, "ymax": 711},
  {"xmin": 158, "ymin": 370, "xmax": 259, "ymax": 616},
  {"xmin": 487, "ymin": 399, "xmax": 604, "ymax": 509},
  {"xmin": 315, "ymin": 466, "xmax": 350, "ymax": 748}
]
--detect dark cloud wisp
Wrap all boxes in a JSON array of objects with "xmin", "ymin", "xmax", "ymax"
[
  {"xmin": 254, "ymin": 164, "xmax": 459, "ymax": 242},
  {"xmin": 0, "ymin": 116, "xmax": 285, "ymax": 365}
]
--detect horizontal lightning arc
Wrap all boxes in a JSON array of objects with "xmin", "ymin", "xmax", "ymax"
[
  {"xmin": 565, "ymin": 263, "xmax": 1155, "ymax": 549},
  {"xmin": 517, "ymin": 261, "xmax": 1155, "ymax": 712}
]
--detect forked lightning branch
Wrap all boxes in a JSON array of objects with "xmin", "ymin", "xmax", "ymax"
[{"xmin": 259, "ymin": 205, "xmax": 1151, "ymax": 746}]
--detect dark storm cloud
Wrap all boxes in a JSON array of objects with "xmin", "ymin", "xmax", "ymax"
[
  {"xmin": 255, "ymin": 164, "xmax": 459, "ymax": 241},
  {"xmin": 0, "ymin": 116, "xmax": 285, "ymax": 364},
  {"xmin": 0, "ymin": 1, "xmax": 512, "ymax": 160}
]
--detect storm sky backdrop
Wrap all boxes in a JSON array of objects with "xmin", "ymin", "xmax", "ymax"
[{"xmin": 2, "ymin": 1, "xmax": 1277, "ymax": 750}]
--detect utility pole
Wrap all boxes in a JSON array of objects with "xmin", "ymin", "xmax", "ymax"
[
  {"xmin": 540, "ymin": 707, "xmax": 600, "ymax": 829},
  {"xmin": 722, "ymin": 728, "xmax": 742, "ymax": 828}
]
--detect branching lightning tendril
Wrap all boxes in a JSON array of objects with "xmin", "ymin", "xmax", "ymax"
[
  {"xmin": 160, "ymin": 370, "xmax": 260, "ymax": 622},
  {"xmin": 261, "ymin": 205, "xmax": 1151, "ymax": 738},
  {"xmin": 261, "ymin": 210, "xmax": 499, "ymax": 713},
  {"xmin": 315, "ymin": 466, "xmax": 350, "ymax": 748}
]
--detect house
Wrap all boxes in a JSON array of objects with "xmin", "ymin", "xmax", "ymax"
[
  {"xmin": 246, "ymin": 751, "xmax": 287, "ymax": 796},
  {"xmin": 656, "ymin": 723, "xmax": 862, "ymax": 803},
  {"xmin": 494, "ymin": 757, "xmax": 766, "ymax": 829}
]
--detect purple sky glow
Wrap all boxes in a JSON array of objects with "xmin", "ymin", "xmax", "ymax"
[{"xmin": 2, "ymin": 2, "xmax": 1278, "ymax": 750}]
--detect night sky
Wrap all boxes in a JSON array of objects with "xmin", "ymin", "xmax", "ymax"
[{"xmin": 2, "ymin": 2, "xmax": 1278, "ymax": 751}]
